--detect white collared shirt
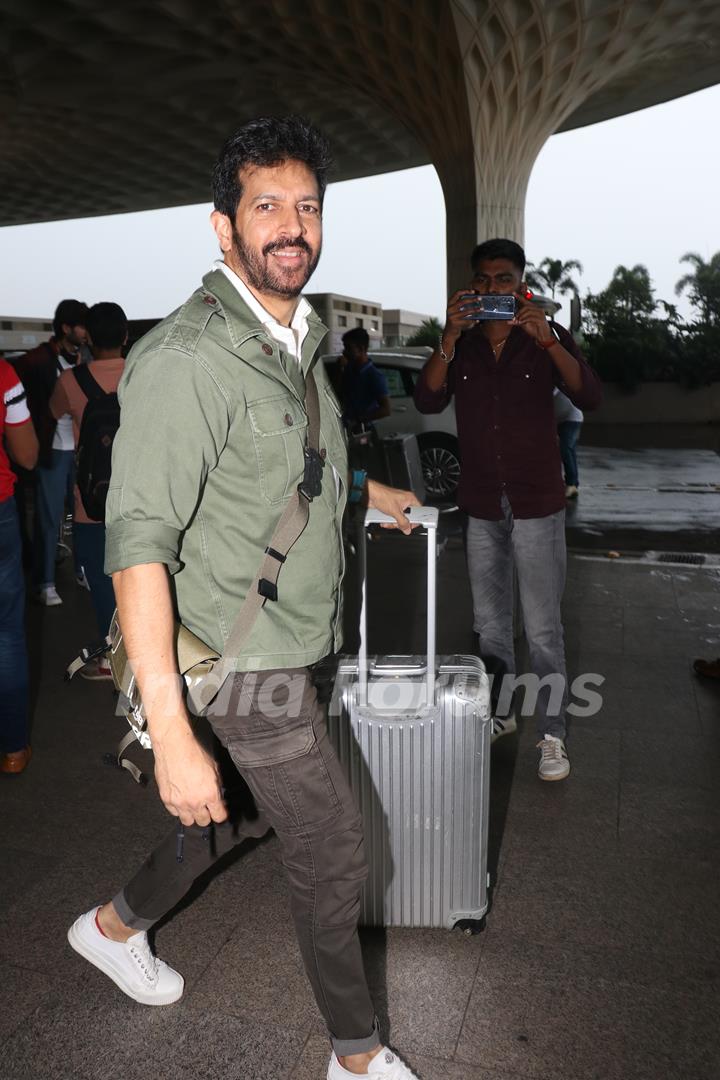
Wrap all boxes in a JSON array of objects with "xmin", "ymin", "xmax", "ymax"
[{"xmin": 213, "ymin": 259, "xmax": 310, "ymax": 364}]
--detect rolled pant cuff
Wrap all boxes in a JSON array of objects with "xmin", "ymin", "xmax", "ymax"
[
  {"xmin": 331, "ymin": 1018, "xmax": 380, "ymax": 1058},
  {"xmin": 111, "ymin": 890, "xmax": 155, "ymax": 932}
]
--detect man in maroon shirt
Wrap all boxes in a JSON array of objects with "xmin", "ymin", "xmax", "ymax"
[{"xmin": 414, "ymin": 239, "xmax": 601, "ymax": 781}]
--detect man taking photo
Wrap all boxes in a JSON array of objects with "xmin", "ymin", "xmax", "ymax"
[{"xmin": 415, "ymin": 238, "xmax": 601, "ymax": 781}]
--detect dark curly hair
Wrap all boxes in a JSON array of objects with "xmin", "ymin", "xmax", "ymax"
[
  {"xmin": 470, "ymin": 238, "xmax": 526, "ymax": 274},
  {"xmin": 212, "ymin": 116, "xmax": 332, "ymax": 220}
]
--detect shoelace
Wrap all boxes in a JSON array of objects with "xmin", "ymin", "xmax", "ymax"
[
  {"xmin": 537, "ymin": 737, "xmax": 564, "ymax": 762},
  {"xmin": 535, "ymin": 734, "xmax": 561, "ymax": 760},
  {"xmin": 128, "ymin": 937, "xmax": 160, "ymax": 985}
]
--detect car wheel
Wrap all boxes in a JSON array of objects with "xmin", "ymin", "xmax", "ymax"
[{"xmin": 418, "ymin": 435, "xmax": 461, "ymax": 500}]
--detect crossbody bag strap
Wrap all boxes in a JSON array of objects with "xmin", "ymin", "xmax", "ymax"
[{"xmin": 220, "ymin": 366, "xmax": 323, "ymax": 665}]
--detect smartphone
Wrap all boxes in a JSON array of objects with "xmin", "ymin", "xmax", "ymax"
[{"xmin": 460, "ymin": 294, "xmax": 517, "ymax": 320}]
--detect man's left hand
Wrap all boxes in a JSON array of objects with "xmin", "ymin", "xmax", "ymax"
[
  {"xmin": 512, "ymin": 293, "xmax": 555, "ymax": 345},
  {"xmin": 366, "ymin": 479, "xmax": 422, "ymax": 535}
]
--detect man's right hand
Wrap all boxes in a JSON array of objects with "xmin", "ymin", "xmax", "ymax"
[{"xmin": 153, "ymin": 728, "xmax": 227, "ymax": 827}]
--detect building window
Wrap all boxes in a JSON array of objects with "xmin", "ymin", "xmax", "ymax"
[
  {"xmin": 338, "ymin": 315, "xmax": 347, "ymax": 327},
  {"xmin": 371, "ymin": 319, "xmax": 379, "ymax": 331},
  {"xmin": 362, "ymin": 304, "xmax": 368, "ymax": 314},
  {"xmin": 355, "ymin": 317, "xmax": 363, "ymax": 328},
  {"xmin": 1, "ymin": 320, "xmax": 12, "ymax": 330},
  {"xmin": 343, "ymin": 301, "xmax": 351, "ymax": 311}
]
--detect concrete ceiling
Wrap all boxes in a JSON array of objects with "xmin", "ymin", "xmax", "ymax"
[{"xmin": 1, "ymin": 0, "xmax": 719, "ymax": 226}]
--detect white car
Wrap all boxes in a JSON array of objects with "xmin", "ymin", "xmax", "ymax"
[{"xmin": 322, "ymin": 349, "xmax": 460, "ymax": 500}]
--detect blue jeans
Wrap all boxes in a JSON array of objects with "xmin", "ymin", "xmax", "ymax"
[
  {"xmin": 558, "ymin": 421, "xmax": 582, "ymax": 488},
  {"xmin": 465, "ymin": 495, "xmax": 568, "ymax": 738},
  {"xmin": 73, "ymin": 522, "xmax": 115, "ymax": 637},
  {"xmin": 0, "ymin": 498, "xmax": 30, "ymax": 753},
  {"xmin": 32, "ymin": 448, "xmax": 76, "ymax": 588}
]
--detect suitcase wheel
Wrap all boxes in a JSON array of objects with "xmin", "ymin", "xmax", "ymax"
[{"xmin": 455, "ymin": 918, "xmax": 486, "ymax": 937}]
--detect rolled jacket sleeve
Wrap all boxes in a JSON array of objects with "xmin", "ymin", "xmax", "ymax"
[{"xmin": 105, "ymin": 348, "xmax": 230, "ymax": 576}]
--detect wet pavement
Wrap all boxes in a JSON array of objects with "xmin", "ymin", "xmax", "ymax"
[{"xmin": 565, "ymin": 447, "xmax": 720, "ymax": 553}]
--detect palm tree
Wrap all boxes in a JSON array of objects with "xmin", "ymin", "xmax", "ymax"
[
  {"xmin": 604, "ymin": 264, "xmax": 656, "ymax": 318},
  {"xmin": 526, "ymin": 257, "xmax": 583, "ymax": 300},
  {"xmin": 675, "ymin": 251, "xmax": 720, "ymax": 325},
  {"xmin": 406, "ymin": 316, "xmax": 444, "ymax": 347}
]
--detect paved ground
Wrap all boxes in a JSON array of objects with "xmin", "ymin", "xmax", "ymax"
[{"xmin": 2, "ymin": 446, "xmax": 719, "ymax": 1080}]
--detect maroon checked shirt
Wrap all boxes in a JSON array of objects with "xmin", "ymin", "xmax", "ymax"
[{"xmin": 413, "ymin": 322, "xmax": 602, "ymax": 520}]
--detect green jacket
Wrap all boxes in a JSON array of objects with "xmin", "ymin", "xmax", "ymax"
[{"xmin": 105, "ymin": 269, "xmax": 348, "ymax": 670}]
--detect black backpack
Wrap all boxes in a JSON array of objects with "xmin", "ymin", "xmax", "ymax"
[{"xmin": 72, "ymin": 364, "xmax": 120, "ymax": 522}]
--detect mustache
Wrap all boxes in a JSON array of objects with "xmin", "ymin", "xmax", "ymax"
[{"xmin": 262, "ymin": 237, "xmax": 312, "ymax": 256}]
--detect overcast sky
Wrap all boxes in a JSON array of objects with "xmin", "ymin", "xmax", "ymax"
[{"xmin": 2, "ymin": 83, "xmax": 719, "ymax": 328}]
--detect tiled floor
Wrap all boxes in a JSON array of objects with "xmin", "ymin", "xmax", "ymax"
[{"xmin": 2, "ymin": 524, "xmax": 719, "ymax": 1079}]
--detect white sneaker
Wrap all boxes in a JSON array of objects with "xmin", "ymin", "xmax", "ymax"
[
  {"xmin": 36, "ymin": 585, "xmax": 62, "ymax": 606},
  {"xmin": 328, "ymin": 1048, "xmax": 419, "ymax": 1079},
  {"xmin": 491, "ymin": 712, "xmax": 517, "ymax": 743},
  {"xmin": 537, "ymin": 734, "xmax": 570, "ymax": 781},
  {"xmin": 67, "ymin": 907, "xmax": 184, "ymax": 1006}
]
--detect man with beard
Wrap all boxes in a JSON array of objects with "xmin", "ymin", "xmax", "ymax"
[
  {"xmin": 67, "ymin": 117, "xmax": 420, "ymax": 1080},
  {"xmin": 12, "ymin": 299, "xmax": 89, "ymax": 604}
]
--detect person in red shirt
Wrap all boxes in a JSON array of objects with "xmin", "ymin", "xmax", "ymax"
[
  {"xmin": 50, "ymin": 302, "xmax": 127, "ymax": 678},
  {"xmin": 415, "ymin": 238, "xmax": 602, "ymax": 782},
  {"xmin": 0, "ymin": 359, "xmax": 39, "ymax": 773}
]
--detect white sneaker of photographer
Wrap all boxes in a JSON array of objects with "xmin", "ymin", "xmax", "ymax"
[
  {"xmin": 537, "ymin": 734, "xmax": 570, "ymax": 781},
  {"xmin": 67, "ymin": 907, "xmax": 184, "ymax": 1005}
]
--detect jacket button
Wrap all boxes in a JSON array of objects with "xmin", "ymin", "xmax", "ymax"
[
  {"xmin": 320, "ymin": 448, "xmax": 327, "ymax": 460},
  {"xmin": 262, "ymin": 343, "xmax": 273, "ymax": 355},
  {"xmin": 202, "ymin": 294, "xmax": 217, "ymax": 305},
  {"xmin": 284, "ymin": 413, "xmax": 293, "ymax": 426}
]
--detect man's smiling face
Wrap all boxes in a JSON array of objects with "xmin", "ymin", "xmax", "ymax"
[{"xmin": 227, "ymin": 159, "xmax": 322, "ymax": 300}]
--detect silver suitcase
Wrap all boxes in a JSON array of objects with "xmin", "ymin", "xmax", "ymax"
[
  {"xmin": 379, "ymin": 432, "xmax": 426, "ymax": 504},
  {"xmin": 329, "ymin": 507, "xmax": 491, "ymax": 931}
]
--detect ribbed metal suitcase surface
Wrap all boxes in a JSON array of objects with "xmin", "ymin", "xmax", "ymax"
[
  {"xmin": 327, "ymin": 506, "xmax": 491, "ymax": 930},
  {"xmin": 328, "ymin": 655, "xmax": 491, "ymax": 929},
  {"xmin": 380, "ymin": 433, "xmax": 426, "ymax": 504}
]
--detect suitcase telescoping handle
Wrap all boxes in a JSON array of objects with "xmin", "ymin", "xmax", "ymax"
[{"xmin": 359, "ymin": 506, "xmax": 439, "ymax": 707}]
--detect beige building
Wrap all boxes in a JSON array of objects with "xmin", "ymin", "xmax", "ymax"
[
  {"xmin": 383, "ymin": 309, "xmax": 435, "ymax": 347},
  {"xmin": 0, "ymin": 317, "xmax": 52, "ymax": 355},
  {"xmin": 305, "ymin": 293, "xmax": 383, "ymax": 355}
]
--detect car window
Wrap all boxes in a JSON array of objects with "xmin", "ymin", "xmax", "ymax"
[{"xmin": 376, "ymin": 365, "xmax": 407, "ymax": 399}]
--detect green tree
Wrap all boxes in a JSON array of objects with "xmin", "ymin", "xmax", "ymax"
[
  {"xmin": 526, "ymin": 257, "xmax": 583, "ymax": 300},
  {"xmin": 582, "ymin": 264, "xmax": 680, "ymax": 389},
  {"xmin": 406, "ymin": 316, "xmax": 443, "ymax": 346},
  {"xmin": 675, "ymin": 251, "xmax": 720, "ymax": 325}
]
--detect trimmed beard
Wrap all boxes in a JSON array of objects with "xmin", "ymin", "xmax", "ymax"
[{"xmin": 231, "ymin": 228, "xmax": 320, "ymax": 299}]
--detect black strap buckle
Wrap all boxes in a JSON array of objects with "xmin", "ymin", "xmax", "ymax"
[
  {"xmin": 258, "ymin": 578, "xmax": 278, "ymax": 602},
  {"xmin": 298, "ymin": 446, "xmax": 325, "ymax": 501}
]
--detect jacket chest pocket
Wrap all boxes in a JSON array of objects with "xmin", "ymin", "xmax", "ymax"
[
  {"xmin": 247, "ymin": 395, "xmax": 308, "ymax": 505},
  {"xmin": 322, "ymin": 386, "xmax": 348, "ymax": 457}
]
